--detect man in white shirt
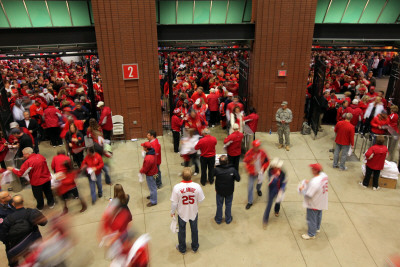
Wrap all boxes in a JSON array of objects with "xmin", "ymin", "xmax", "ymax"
[
  {"xmin": 171, "ymin": 167, "xmax": 205, "ymax": 254},
  {"xmin": 298, "ymin": 163, "xmax": 328, "ymax": 240}
]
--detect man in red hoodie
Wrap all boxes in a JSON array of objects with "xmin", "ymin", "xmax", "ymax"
[
  {"xmin": 44, "ymin": 101, "xmax": 62, "ymax": 147},
  {"xmin": 171, "ymin": 109, "xmax": 183, "ymax": 153},
  {"xmin": 195, "ymin": 128, "xmax": 217, "ymax": 186},
  {"xmin": 224, "ymin": 123, "xmax": 243, "ymax": 171},
  {"xmin": 333, "ymin": 113, "xmax": 355, "ymax": 171},
  {"xmin": 207, "ymin": 89, "xmax": 220, "ymax": 127},
  {"xmin": 81, "ymin": 147, "xmax": 104, "ymax": 205},
  {"xmin": 97, "ymin": 101, "xmax": 113, "ymax": 141},
  {"xmin": 8, "ymin": 147, "xmax": 55, "ymax": 210},
  {"xmin": 147, "ymin": 130, "xmax": 162, "ymax": 189},
  {"xmin": 140, "ymin": 142, "xmax": 158, "ymax": 207}
]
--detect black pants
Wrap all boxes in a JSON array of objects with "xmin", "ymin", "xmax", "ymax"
[
  {"xmin": 47, "ymin": 127, "xmax": 62, "ymax": 146},
  {"xmin": 362, "ymin": 166, "xmax": 380, "ymax": 188},
  {"xmin": 103, "ymin": 130, "xmax": 112, "ymax": 140},
  {"xmin": 172, "ymin": 130, "xmax": 180, "ymax": 153},
  {"xmin": 184, "ymin": 153, "xmax": 200, "ymax": 173},
  {"xmin": 0, "ymin": 161, "xmax": 6, "ymax": 169},
  {"xmin": 72, "ymin": 151, "xmax": 84, "ymax": 168},
  {"xmin": 210, "ymin": 111, "xmax": 219, "ymax": 126},
  {"xmin": 228, "ymin": 155, "xmax": 240, "ymax": 171},
  {"xmin": 31, "ymin": 181, "xmax": 54, "ymax": 209},
  {"xmin": 200, "ymin": 156, "xmax": 215, "ymax": 185}
]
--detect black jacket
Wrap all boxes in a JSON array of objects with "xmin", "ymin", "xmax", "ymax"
[
  {"xmin": 73, "ymin": 107, "xmax": 90, "ymax": 121},
  {"xmin": 17, "ymin": 133, "xmax": 33, "ymax": 158},
  {"xmin": 0, "ymin": 201, "xmax": 16, "ymax": 243},
  {"xmin": 214, "ymin": 164, "xmax": 240, "ymax": 197},
  {"xmin": 18, "ymin": 119, "xmax": 38, "ymax": 138}
]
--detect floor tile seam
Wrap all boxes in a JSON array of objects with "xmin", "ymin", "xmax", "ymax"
[
  {"xmin": 340, "ymin": 202, "xmax": 400, "ymax": 208},
  {"xmin": 320, "ymin": 225, "xmax": 343, "ymax": 267}
]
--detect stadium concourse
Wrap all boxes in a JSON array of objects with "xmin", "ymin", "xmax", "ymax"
[{"xmin": 0, "ymin": 119, "xmax": 399, "ymax": 266}]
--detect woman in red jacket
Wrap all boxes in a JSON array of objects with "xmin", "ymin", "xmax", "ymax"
[
  {"xmin": 360, "ymin": 135, "xmax": 388, "ymax": 190},
  {"xmin": 370, "ymin": 111, "xmax": 390, "ymax": 144},
  {"xmin": 81, "ymin": 147, "xmax": 104, "ymax": 204}
]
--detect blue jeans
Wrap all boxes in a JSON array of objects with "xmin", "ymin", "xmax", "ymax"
[
  {"xmin": 215, "ymin": 194, "xmax": 233, "ymax": 224},
  {"xmin": 146, "ymin": 175, "xmax": 157, "ymax": 204},
  {"xmin": 177, "ymin": 215, "xmax": 199, "ymax": 253},
  {"xmin": 156, "ymin": 165, "xmax": 162, "ymax": 187},
  {"xmin": 307, "ymin": 209, "xmax": 322, "ymax": 237},
  {"xmin": 333, "ymin": 144, "xmax": 350, "ymax": 170},
  {"xmin": 88, "ymin": 173, "xmax": 102, "ymax": 203},
  {"xmin": 103, "ymin": 164, "xmax": 111, "ymax": 184},
  {"xmin": 263, "ymin": 187, "xmax": 281, "ymax": 223},
  {"xmin": 248, "ymin": 175, "xmax": 262, "ymax": 204}
]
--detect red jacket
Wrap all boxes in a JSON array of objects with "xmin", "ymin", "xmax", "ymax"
[
  {"xmin": 99, "ymin": 106, "xmax": 113, "ymax": 131},
  {"xmin": 244, "ymin": 113, "xmax": 259, "ymax": 133},
  {"xmin": 336, "ymin": 106, "xmax": 351, "ymax": 122},
  {"xmin": 348, "ymin": 105, "xmax": 363, "ymax": 126},
  {"xmin": 191, "ymin": 92, "xmax": 207, "ymax": 104},
  {"xmin": 224, "ymin": 131, "xmax": 244, "ymax": 156},
  {"xmin": 57, "ymin": 170, "xmax": 79, "ymax": 196},
  {"xmin": 207, "ymin": 93, "xmax": 219, "ymax": 111},
  {"xmin": 389, "ymin": 113, "xmax": 399, "ymax": 133},
  {"xmin": 81, "ymin": 153, "xmax": 104, "ymax": 175},
  {"xmin": 0, "ymin": 138, "xmax": 9, "ymax": 162},
  {"xmin": 8, "ymin": 127, "xmax": 34, "ymax": 145},
  {"xmin": 334, "ymin": 120, "xmax": 355, "ymax": 146},
  {"xmin": 44, "ymin": 105, "xmax": 61, "ymax": 128},
  {"xmin": 150, "ymin": 138, "xmax": 161, "ymax": 165},
  {"xmin": 12, "ymin": 153, "xmax": 51, "ymax": 186},
  {"xmin": 370, "ymin": 115, "xmax": 390, "ymax": 135},
  {"xmin": 226, "ymin": 102, "xmax": 244, "ymax": 113},
  {"xmin": 51, "ymin": 154, "xmax": 71, "ymax": 173},
  {"xmin": 195, "ymin": 134, "xmax": 217, "ymax": 157},
  {"xmin": 140, "ymin": 149, "xmax": 158, "ymax": 176},
  {"xmin": 365, "ymin": 145, "xmax": 388, "ymax": 170},
  {"xmin": 243, "ymin": 148, "xmax": 269, "ymax": 176},
  {"xmin": 171, "ymin": 115, "xmax": 183, "ymax": 132}
]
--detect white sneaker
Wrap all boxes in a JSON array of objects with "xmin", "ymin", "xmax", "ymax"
[
  {"xmin": 49, "ymin": 204, "xmax": 55, "ymax": 209},
  {"xmin": 193, "ymin": 172, "xmax": 198, "ymax": 176},
  {"xmin": 358, "ymin": 181, "xmax": 367, "ymax": 189},
  {"xmin": 301, "ymin": 234, "xmax": 315, "ymax": 240},
  {"xmin": 373, "ymin": 187, "xmax": 380, "ymax": 191},
  {"xmin": 316, "ymin": 229, "xmax": 320, "ymax": 233}
]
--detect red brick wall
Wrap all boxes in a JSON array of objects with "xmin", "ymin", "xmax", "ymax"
[
  {"xmin": 91, "ymin": 0, "xmax": 162, "ymax": 139},
  {"xmin": 249, "ymin": 0, "xmax": 317, "ymax": 132}
]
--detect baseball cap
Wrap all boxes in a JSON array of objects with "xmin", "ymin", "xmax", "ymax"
[
  {"xmin": 173, "ymin": 108, "xmax": 181, "ymax": 114},
  {"xmin": 232, "ymin": 123, "xmax": 239, "ymax": 130},
  {"xmin": 309, "ymin": 163, "xmax": 323, "ymax": 172},
  {"xmin": 270, "ymin": 158, "xmax": 284, "ymax": 169},
  {"xmin": 43, "ymin": 89, "xmax": 48, "ymax": 94},
  {"xmin": 9, "ymin": 122, "xmax": 19, "ymax": 129},
  {"xmin": 227, "ymin": 92, "xmax": 233, "ymax": 97},
  {"xmin": 281, "ymin": 101, "xmax": 288, "ymax": 106},
  {"xmin": 352, "ymin": 99, "xmax": 359, "ymax": 105},
  {"xmin": 195, "ymin": 99, "xmax": 201, "ymax": 105},
  {"xmin": 370, "ymin": 86, "xmax": 375, "ymax": 90},
  {"xmin": 252, "ymin": 140, "xmax": 261, "ymax": 147},
  {"xmin": 97, "ymin": 101, "xmax": 105, "ymax": 108},
  {"xmin": 141, "ymin": 142, "xmax": 152, "ymax": 149}
]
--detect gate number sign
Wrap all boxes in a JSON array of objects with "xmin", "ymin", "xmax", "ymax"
[{"xmin": 122, "ymin": 64, "xmax": 139, "ymax": 80}]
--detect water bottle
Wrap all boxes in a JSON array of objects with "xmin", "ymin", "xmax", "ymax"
[{"xmin": 269, "ymin": 129, "xmax": 272, "ymax": 135}]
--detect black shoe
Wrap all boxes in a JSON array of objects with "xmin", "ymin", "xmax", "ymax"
[
  {"xmin": 157, "ymin": 184, "xmax": 162, "ymax": 189},
  {"xmin": 201, "ymin": 182, "xmax": 206, "ymax": 186},
  {"xmin": 246, "ymin": 203, "xmax": 252, "ymax": 210},
  {"xmin": 209, "ymin": 180, "xmax": 214, "ymax": 185},
  {"xmin": 98, "ymin": 193, "xmax": 102, "ymax": 198},
  {"xmin": 257, "ymin": 191, "xmax": 262, "ymax": 196},
  {"xmin": 146, "ymin": 196, "xmax": 150, "ymax": 199},
  {"xmin": 176, "ymin": 245, "xmax": 185, "ymax": 255},
  {"xmin": 226, "ymin": 216, "xmax": 232, "ymax": 224}
]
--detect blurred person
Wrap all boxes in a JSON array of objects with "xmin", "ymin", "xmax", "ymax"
[
  {"xmin": 140, "ymin": 142, "xmax": 158, "ymax": 207},
  {"xmin": 184, "ymin": 109, "xmax": 207, "ymax": 135},
  {"xmin": 180, "ymin": 129, "xmax": 200, "ymax": 175},
  {"xmin": 43, "ymin": 101, "xmax": 62, "ymax": 147},
  {"xmin": 333, "ymin": 113, "xmax": 355, "ymax": 171},
  {"xmin": 171, "ymin": 108, "xmax": 183, "ymax": 153},
  {"xmin": 97, "ymin": 101, "xmax": 113, "ymax": 140},
  {"xmin": 276, "ymin": 101, "xmax": 292, "ymax": 151},
  {"xmin": 263, "ymin": 158, "xmax": 287, "ymax": 227},
  {"xmin": 298, "ymin": 164, "xmax": 328, "ymax": 240},
  {"xmin": 65, "ymin": 123, "xmax": 85, "ymax": 167},
  {"xmin": 359, "ymin": 135, "xmax": 388, "ymax": 190},
  {"xmin": 370, "ymin": 110, "xmax": 390, "ymax": 143},
  {"xmin": 171, "ymin": 168, "xmax": 205, "ymax": 254},
  {"xmin": 191, "ymin": 87, "xmax": 207, "ymax": 105},
  {"xmin": 336, "ymin": 100, "xmax": 350, "ymax": 122},
  {"xmin": 243, "ymin": 140, "xmax": 270, "ymax": 210},
  {"xmin": 0, "ymin": 133, "xmax": 9, "ymax": 169},
  {"xmin": 244, "ymin": 107, "xmax": 259, "ymax": 140},
  {"xmin": 147, "ymin": 130, "xmax": 162, "ymax": 189},
  {"xmin": 213, "ymin": 155, "xmax": 240, "ymax": 224},
  {"xmin": 12, "ymin": 100, "xmax": 24, "ymax": 122},
  {"xmin": 194, "ymin": 128, "xmax": 217, "ymax": 186},
  {"xmin": 51, "ymin": 149, "xmax": 71, "ymax": 173},
  {"xmin": 229, "ymin": 106, "xmax": 244, "ymax": 134},
  {"xmin": 18, "ymin": 111, "xmax": 39, "ymax": 153},
  {"xmin": 224, "ymin": 123, "xmax": 244, "ymax": 171},
  {"xmin": 102, "ymin": 143, "xmax": 113, "ymax": 185},
  {"xmin": 387, "ymin": 105, "xmax": 399, "ymax": 162},
  {"xmin": 348, "ymin": 99, "xmax": 363, "ymax": 132},
  {"xmin": 8, "ymin": 147, "xmax": 54, "ymax": 210},
  {"xmin": 81, "ymin": 146, "xmax": 104, "ymax": 205}
]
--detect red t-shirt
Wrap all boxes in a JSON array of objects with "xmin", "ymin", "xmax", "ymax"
[
  {"xmin": 224, "ymin": 131, "xmax": 244, "ymax": 156},
  {"xmin": 334, "ymin": 120, "xmax": 355, "ymax": 146},
  {"xmin": 195, "ymin": 135, "xmax": 217, "ymax": 157},
  {"xmin": 365, "ymin": 145, "xmax": 388, "ymax": 170}
]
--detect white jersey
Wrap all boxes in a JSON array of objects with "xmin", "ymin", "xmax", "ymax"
[
  {"xmin": 171, "ymin": 181, "xmax": 205, "ymax": 222},
  {"xmin": 302, "ymin": 172, "xmax": 328, "ymax": 210}
]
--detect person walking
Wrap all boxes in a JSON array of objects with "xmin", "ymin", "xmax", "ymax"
[
  {"xmin": 243, "ymin": 140, "xmax": 270, "ymax": 210},
  {"xmin": 147, "ymin": 130, "xmax": 163, "ymax": 189},
  {"xmin": 213, "ymin": 155, "xmax": 240, "ymax": 224},
  {"xmin": 51, "ymin": 149, "xmax": 71, "ymax": 173},
  {"xmin": 244, "ymin": 107, "xmax": 259, "ymax": 140},
  {"xmin": 81, "ymin": 147, "xmax": 104, "ymax": 205},
  {"xmin": 359, "ymin": 135, "xmax": 388, "ymax": 190},
  {"xmin": 171, "ymin": 108, "xmax": 183, "ymax": 153},
  {"xmin": 333, "ymin": 113, "xmax": 355, "ymax": 171},
  {"xmin": 65, "ymin": 123, "xmax": 85, "ymax": 167},
  {"xmin": 8, "ymin": 147, "xmax": 55, "ymax": 210},
  {"xmin": 207, "ymin": 89, "xmax": 220, "ymax": 127},
  {"xmin": 180, "ymin": 129, "xmax": 200, "ymax": 175},
  {"xmin": 298, "ymin": 163, "xmax": 328, "ymax": 240},
  {"xmin": 224, "ymin": 123, "xmax": 244, "ymax": 171},
  {"xmin": 171, "ymin": 167, "xmax": 205, "ymax": 254},
  {"xmin": 140, "ymin": 142, "xmax": 158, "ymax": 207},
  {"xmin": 387, "ymin": 105, "xmax": 399, "ymax": 161},
  {"xmin": 43, "ymin": 101, "xmax": 62, "ymax": 147},
  {"xmin": 276, "ymin": 101, "xmax": 293, "ymax": 151},
  {"xmin": 2, "ymin": 195, "xmax": 47, "ymax": 267},
  {"xmin": 97, "ymin": 101, "xmax": 113, "ymax": 141},
  {"xmin": 195, "ymin": 128, "xmax": 217, "ymax": 186},
  {"xmin": 263, "ymin": 158, "xmax": 287, "ymax": 227}
]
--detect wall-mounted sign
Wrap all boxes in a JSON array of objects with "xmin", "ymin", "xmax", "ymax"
[
  {"xmin": 122, "ymin": 64, "xmax": 139, "ymax": 80},
  {"xmin": 278, "ymin": 70, "xmax": 287, "ymax": 77}
]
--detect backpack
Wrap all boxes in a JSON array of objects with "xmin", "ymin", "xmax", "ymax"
[{"xmin": 301, "ymin": 122, "xmax": 311, "ymax": 135}]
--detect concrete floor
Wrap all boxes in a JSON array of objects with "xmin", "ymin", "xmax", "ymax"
[{"xmin": 0, "ymin": 121, "xmax": 399, "ymax": 267}]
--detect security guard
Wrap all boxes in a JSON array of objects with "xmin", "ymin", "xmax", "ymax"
[{"xmin": 276, "ymin": 101, "xmax": 293, "ymax": 151}]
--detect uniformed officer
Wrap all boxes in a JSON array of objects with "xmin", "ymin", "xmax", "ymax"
[{"xmin": 276, "ymin": 101, "xmax": 293, "ymax": 151}]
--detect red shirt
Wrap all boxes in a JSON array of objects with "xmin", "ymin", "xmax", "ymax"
[
  {"xmin": 224, "ymin": 131, "xmax": 244, "ymax": 156},
  {"xmin": 150, "ymin": 138, "xmax": 161, "ymax": 165},
  {"xmin": 244, "ymin": 113, "xmax": 259, "ymax": 133},
  {"xmin": 365, "ymin": 145, "xmax": 388, "ymax": 170},
  {"xmin": 44, "ymin": 105, "xmax": 61, "ymax": 128},
  {"xmin": 51, "ymin": 154, "xmax": 71, "ymax": 173},
  {"xmin": 171, "ymin": 115, "xmax": 183, "ymax": 132},
  {"xmin": 207, "ymin": 93, "xmax": 219, "ymax": 111},
  {"xmin": 12, "ymin": 153, "xmax": 51, "ymax": 186},
  {"xmin": 191, "ymin": 92, "xmax": 207, "ymax": 105},
  {"xmin": 348, "ymin": 105, "xmax": 363, "ymax": 126},
  {"xmin": 370, "ymin": 115, "xmax": 390, "ymax": 135},
  {"xmin": 99, "ymin": 106, "xmax": 113, "ymax": 131},
  {"xmin": 140, "ymin": 151, "xmax": 158, "ymax": 176},
  {"xmin": 57, "ymin": 170, "xmax": 79, "ymax": 196},
  {"xmin": 243, "ymin": 148, "xmax": 269, "ymax": 176},
  {"xmin": 81, "ymin": 153, "xmax": 104, "ymax": 175},
  {"xmin": 195, "ymin": 134, "xmax": 217, "ymax": 157},
  {"xmin": 389, "ymin": 113, "xmax": 399, "ymax": 133},
  {"xmin": 334, "ymin": 120, "xmax": 355, "ymax": 146}
]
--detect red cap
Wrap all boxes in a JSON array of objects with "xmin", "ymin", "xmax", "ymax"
[
  {"xmin": 359, "ymin": 87, "xmax": 366, "ymax": 91},
  {"xmin": 309, "ymin": 163, "xmax": 323, "ymax": 172},
  {"xmin": 173, "ymin": 108, "xmax": 181, "ymax": 114},
  {"xmin": 44, "ymin": 79, "xmax": 49, "ymax": 82},
  {"xmin": 252, "ymin": 140, "xmax": 261, "ymax": 147},
  {"xmin": 63, "ymin": 107, "xmax": 72, "ymax": 112},
  {"xmin": 141, "ymin": 142, "xmax": 152, "ymax": 149},
  {"xmin": 370, "ymin": 86, "xmax": 375, "ymax": 90}
]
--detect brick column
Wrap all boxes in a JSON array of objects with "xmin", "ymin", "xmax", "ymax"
[
  {"xmin": 249, "ymin": 0, "xmax": 317, "ymax": 132},
  {"xmin": 91, "ymin": 0, "xmax": 162, "ymax": 138}
]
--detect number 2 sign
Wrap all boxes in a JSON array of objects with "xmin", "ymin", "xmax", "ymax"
[{"xmin": 122, "ymin": 64, "xmax": 139, "ymax": 80}]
